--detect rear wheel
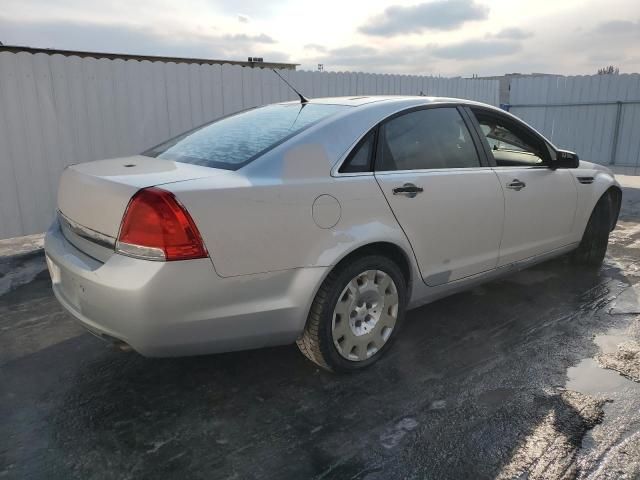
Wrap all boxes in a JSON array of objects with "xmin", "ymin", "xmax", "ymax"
[
  {"xmin": 297, "ymin": 255, "xmax": 407, "ymax": 372},
  {"xmin": 572, "ymin": 193, "xmax": 612, "ymax": 267}
]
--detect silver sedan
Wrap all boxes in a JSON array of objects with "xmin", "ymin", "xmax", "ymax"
[{"xmin": 45, "ymin": 96, "xmax": 621, "ymax": 372}]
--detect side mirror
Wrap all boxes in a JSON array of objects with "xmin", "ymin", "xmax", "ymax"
[{"xmin": 552, "ymin": 149, "xmax": 579, "ymax": 169}]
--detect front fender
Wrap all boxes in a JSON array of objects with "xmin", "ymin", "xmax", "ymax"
[{"xmin": 571, "ymin": 165, "xmax": 621, "ymax": 237}]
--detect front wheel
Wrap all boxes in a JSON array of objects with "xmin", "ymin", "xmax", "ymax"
[
  {"xmin": 572, "ymin": 193, "xmax": 612, "ymax": 267},
  {"xmin": 297, "ymin": 255, "xmax": 407, "ymax": 372}
]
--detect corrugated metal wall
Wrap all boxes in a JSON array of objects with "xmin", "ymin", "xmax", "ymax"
[
  {"xmin": 509, "ymin": 75, "xmax": 640, "ymax": 170},
  {"xmin": 0, "ymin": 51, "xmax": 499, "ymax": 239}
]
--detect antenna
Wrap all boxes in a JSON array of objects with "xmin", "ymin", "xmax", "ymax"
[{"xmin": 272, "ymin": 69, "xmax": 309, "ymax": 104}]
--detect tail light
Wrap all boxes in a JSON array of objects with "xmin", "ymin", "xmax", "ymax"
[{"xmin": 116, "ymin": 187, "xmax": 208, "ymax": 261}]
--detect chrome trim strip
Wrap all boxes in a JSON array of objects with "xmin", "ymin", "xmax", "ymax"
[
  {"xmin": 57, "ymin": 210, "xmax": 116, "ymax": 250},
  {"xmin": 374, "ymin": 166, "xmax": 495, "ymax": 175},
  {"xmin": 115, "ymin": 241, "xmax": 166, "ymax": 261}
]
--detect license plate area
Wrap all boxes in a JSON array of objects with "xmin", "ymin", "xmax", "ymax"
[
  {"xmin": 59, "ymin": 268, "xmax": 82, "ymax": 310},
  {"xmin": 47, "ymin": 255, "xmax": 85, "ymax": 313}
]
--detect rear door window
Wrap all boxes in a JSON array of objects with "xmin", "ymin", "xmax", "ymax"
[
  {"xmin": 376, "ymin": 107, "xmax": 481, "ymax": 171},
  {"xmin": 144, "ymin": 104, "xmax": 348, "ymax": 170}
]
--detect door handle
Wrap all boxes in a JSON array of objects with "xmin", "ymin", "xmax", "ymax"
[
  {"xmin": 392, "ymin": 183, "xmax": 424, "ymax": 198},
  {"xmin": 506, "ymin": 179, "xmax": 526, "ymax": 191}
]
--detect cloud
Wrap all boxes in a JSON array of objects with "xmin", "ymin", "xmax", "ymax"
[
  {"xmin": 492, "ymin": 27, "xmax": 533, "ymax": 40},
  {"xmin": 359, "ymin": 0, "xmax": 489, "ymax": 36},
  {"xmin": 595, "ymin": 19, "xmax": 640, "ymax": 35},
  {"xmin": 588, "ymin": 52, "xmax": 627, "ymax": 63},
  {"xmin": 237, "ymin": 14, "xmax": 250, "ymax": 23},
  {"xmin": 0, "ymin": 16, "xmax": 286, "ymax": 61},
  {"xmin": 329, "ymin": 45, "xmax": 378, "ymax": 57},
  {"xmin": 431, "ymin": 39, "xmax": 521, "ymax": 59},
  {"xmin": 318, "ymin": 45, "xmax": 411, "ymax": 69},
  {"xmin": 306, "ymin": 36, "xmax": 525, "ymax": 73},
  {"xmin": 222, "ymin": 33, "xmax": 275, "ymax": 44},
  {"xmin": 209, "ymin": 0, "xmax": 282, "ymax": 17},
  {"xmin": 306, "ymin": 44, "xmax": 420, "ymax": 71},
  {"xmin": 304, "ymin": 43, "xmax": 328, "ymax": 52}
]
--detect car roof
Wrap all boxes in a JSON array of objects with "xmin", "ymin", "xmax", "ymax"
[{"xmin": 278, "ymin": 95, "xmax": 499, "ymax": 110}]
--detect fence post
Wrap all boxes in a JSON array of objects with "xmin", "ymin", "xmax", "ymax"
[{"xmin": 610, "ymin": 101, "xmax": 623, "ymax": 165}]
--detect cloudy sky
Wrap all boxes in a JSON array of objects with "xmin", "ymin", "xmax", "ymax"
[{"xmin": 1, "ymin": 0, "xmax": 639, "ymax": 76}]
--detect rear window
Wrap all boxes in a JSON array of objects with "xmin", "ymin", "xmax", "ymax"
[{"xmin": 143, "ymin": 103, "xmax": 348, "ymax": 170}]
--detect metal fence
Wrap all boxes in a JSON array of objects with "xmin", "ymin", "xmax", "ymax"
[
  {"xmin": 507, "ymin": 75, "xmax": 640, "ymax": 172},
  {"xmin": 0, "ymin": 50, "xmax": 499, "ymax": 239}
]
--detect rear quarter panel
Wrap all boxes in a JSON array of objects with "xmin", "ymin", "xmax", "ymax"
[{"xmin": 167, "ymin": 145, "xmax": 412, "ymax": 278}]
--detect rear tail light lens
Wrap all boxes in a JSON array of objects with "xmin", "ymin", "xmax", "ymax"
[{"xmin": 116, "ymin": 187, "xmax": 208, "ymax": 261}]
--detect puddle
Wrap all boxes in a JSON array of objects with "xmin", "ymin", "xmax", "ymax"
[
  {"xmin": 566, "ymin": 330, "xmax": 640, "ymax": 396},
  {"xmin": 566, "ymin": 358, "xmax": 630, "ymax": 395}
]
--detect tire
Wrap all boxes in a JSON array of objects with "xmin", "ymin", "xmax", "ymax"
[
  {"xmin": 572, "ymin": 193, "xmax": 612, "ymax": 267},
  {"xmin": 297, "ymin": 255, "xmax": 408, "ymax": 372}
]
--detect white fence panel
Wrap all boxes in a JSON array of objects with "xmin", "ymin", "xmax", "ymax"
[
  {"xmin": 0, "ymin": 52, "xmax": 499, "ymax": 239},
  {"xmin": 509, "ymin": 74, "xmax": 640, "ymax": 169}
]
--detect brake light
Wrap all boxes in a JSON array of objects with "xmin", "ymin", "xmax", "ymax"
[{"xmin": 116, "ymin": 187, "xmax": 208, "ymax": 261}]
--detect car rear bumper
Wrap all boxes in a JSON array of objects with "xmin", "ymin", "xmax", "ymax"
[{"xmin": 44, "ymin": 220, "xmax": 326, "ymax": 357}]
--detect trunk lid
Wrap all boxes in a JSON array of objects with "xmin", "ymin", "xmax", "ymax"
[{"xmin": 58, "ymin": 155, "xmax": 226, "ymax": 239}]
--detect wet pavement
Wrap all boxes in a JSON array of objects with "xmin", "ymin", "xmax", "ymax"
[{"xmin": 2, "ymin": 180, "xmax": 640, "ymax": 480}]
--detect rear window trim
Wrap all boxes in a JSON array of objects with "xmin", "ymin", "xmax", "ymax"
[{"xmin": 142, "ymin": 103, "xmax": 351, "ymax": 171}]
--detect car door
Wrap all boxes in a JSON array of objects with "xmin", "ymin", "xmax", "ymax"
[
  {"xmin": 467, "ymin": 107, "xmax": 578, "ymax": 266},
  {"xmin": 373, "ymin": 106, "xmax": 505, "ymax": 286}
]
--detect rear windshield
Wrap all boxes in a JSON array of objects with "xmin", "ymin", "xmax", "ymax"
[{"xmin": 143, "ymin": 103, "xmax": 348, "ymax": 170}]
